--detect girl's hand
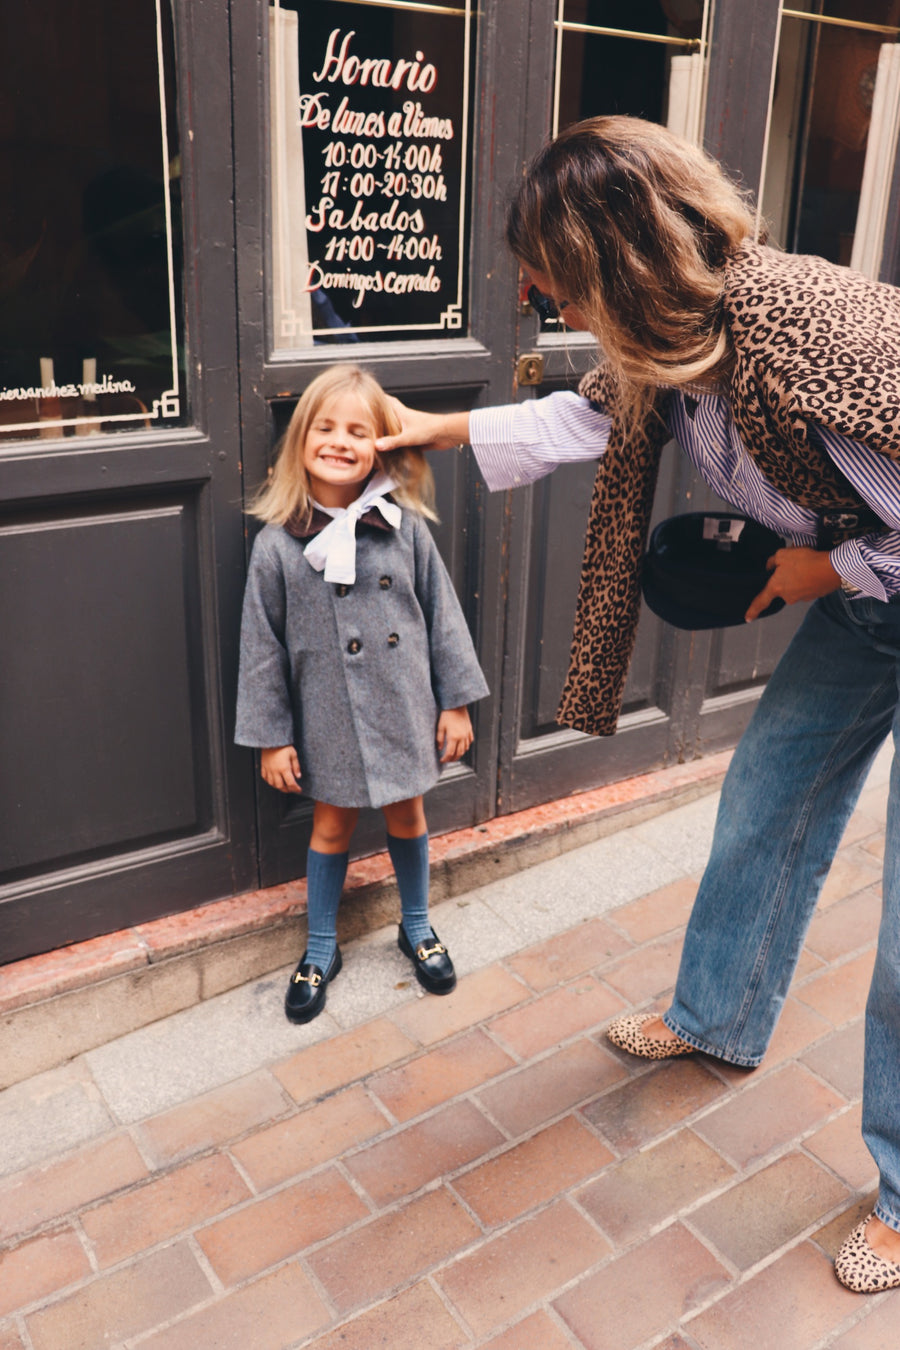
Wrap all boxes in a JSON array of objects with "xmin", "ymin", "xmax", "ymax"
[
  {"xmin": 745, "ymin": 546, "xmax": 842, "ymax": 622},
  {"xmin": 375, "ymin": 398, "xmax": 471, "ymax": 454},
  {"xmin": 261, "ymin": 745, "xmax": 302, "ymax": 793},
  {"xmin": 436, "ymin": 707, "xmax": 474, "ymax": 763}
]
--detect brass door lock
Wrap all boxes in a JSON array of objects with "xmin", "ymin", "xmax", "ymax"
[{"xmin": 516, "ymin": 353, "xmax": 544, "ymax": 386}]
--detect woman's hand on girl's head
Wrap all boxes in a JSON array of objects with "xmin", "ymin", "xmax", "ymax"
[
  {"xmin": 260, "ymin": 745, "xmax": 303, "ymax": 793},
  {"xmin": 436, "ymin": 707, "xmax": 474, "ymax": 763},
  {"xmin": 375, "ymin": 398, "xmax": 471, "ymax": 455}
]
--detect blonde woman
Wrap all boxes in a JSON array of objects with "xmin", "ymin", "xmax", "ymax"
[
  {"xmin": 377, "ymin": 116, "xmax": 900, "ymax": 1292},
  {"xmin": 236, "ymin": 365, "xmax": 488, "ymax": 1021}
]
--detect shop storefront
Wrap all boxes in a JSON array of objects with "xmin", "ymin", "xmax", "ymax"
[{"xmin": 3, "ymin": 0, "xmax": 899, "ymax": 963}]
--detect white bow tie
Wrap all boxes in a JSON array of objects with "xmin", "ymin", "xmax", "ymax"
[{"xmin": 303, "ymin": 472, "xmax": 401, "ymax": 585}]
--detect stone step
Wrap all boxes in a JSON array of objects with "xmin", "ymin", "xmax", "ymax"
[{"xmin": 0, "ymin": 754, "xmax": 732, "ymax": 1089}]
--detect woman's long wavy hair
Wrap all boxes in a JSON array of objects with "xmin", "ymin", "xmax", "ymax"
[
  {"xmin": 506, "ymin": 116, "xmax": 758, "ymax": 428},
  {"xmin": 249, "ymin": 365, "xmax": 437, "ymax": 528}
]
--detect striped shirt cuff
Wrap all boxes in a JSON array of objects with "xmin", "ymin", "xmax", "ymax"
[
  {"xmin": 470, "ymin": 392, "xmax": 612, "ymax": 491},
  {"xmin": 469, "ymin": 405, "xmax": 532, "ymax": 490},
  {"xmin": 831, "ymin": 537, "xmax": 900, "ymax": 602}
]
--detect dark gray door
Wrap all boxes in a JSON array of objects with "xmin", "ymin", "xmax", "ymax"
[
  {"xmin": 497, "ymin": 0, "xmax": 900, "ymax": 812},
  {"xmin": 230, "ymin": 0, "xmax": 546, "ymax": 885},
  {"xmin": 0, "ymin": 0, "xmax": 255, "ymax": 963},
  {"xmin": 498, "ymin": 0, "xmax": 724, "ymax": 811}
]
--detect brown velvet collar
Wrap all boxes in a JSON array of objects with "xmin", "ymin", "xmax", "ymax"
[{"xmin": 284, "ymin": 502, "xmax": 397, "ymax": 541}]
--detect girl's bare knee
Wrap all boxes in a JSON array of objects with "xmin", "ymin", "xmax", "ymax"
[
  {"xmin": 311, "ymin": 802, "xmax": 358, "ymax": 852},
  {"xmin": 382, "ymin": 796, "xmax": 427, "ymax": 837}
]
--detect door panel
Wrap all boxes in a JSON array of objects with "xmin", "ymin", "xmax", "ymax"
[
  {"xmin": 499, "ymin": 1, "xmax": 712, "ymax": 810},
  {"xmin": 0, "ymin": 0, "xmax": 255, "ymax": 963},
  {"xmin": 0, "ymin": 499, "xmax": 205, "ymax": 877}
]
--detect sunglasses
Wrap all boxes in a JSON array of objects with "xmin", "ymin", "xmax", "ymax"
[{"xmin": 527, "ymin": 285, "xmax": 569, "ymax": 323}]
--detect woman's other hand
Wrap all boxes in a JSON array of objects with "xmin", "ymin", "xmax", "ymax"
[
  {"xmin": 745, "ymin": 547, "xmax": 842, "ymax": 622},
  {"xmin": 375, "ymin": 398, "xmax": 471, "ymax": 454},
  {"xmin": 260, "ymin": 745, "xmax": 302, "ymax": 793}
]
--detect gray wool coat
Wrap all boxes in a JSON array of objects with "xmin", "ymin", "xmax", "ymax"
[{"xmin": 235, "ymin": 510, "xmax": 489, "ymax": 808}]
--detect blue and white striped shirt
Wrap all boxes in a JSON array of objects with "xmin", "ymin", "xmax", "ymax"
[{"xmin": 469, "ymin": 389, "xmax": 900, "ymax": 600}]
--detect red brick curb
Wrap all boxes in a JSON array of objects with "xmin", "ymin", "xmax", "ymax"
[{"xmin": 0, "ymin": 752, "xmax": 732, "ymax": 1017}]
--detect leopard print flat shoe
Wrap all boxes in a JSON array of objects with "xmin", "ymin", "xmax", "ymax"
[
  {"xmin": 834, "ymin": 1215, "xmax": 900, "ymax": 1293},
  {"xmin": 606, "ymin": 1012, "xmax": 695, "ymax": 1060}
]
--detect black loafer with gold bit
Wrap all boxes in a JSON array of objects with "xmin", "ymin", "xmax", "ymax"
[
  {"xmin": 284, "ymin": 946, "xmax": 342, "ymax": 1024},
  {"xmin": 398, "ymin": 925, "xmax": 456, "ymax": 995}
]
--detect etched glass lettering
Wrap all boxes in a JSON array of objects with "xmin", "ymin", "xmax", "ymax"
[{"xmin": 269, "ymin": 0, "xmax": 474, "ymax": 346}]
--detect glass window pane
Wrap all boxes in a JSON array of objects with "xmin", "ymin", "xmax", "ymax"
[
  {"xmin": 761, "ymin": 2, "xmax": 900, "ymax": 266},
  {"xmin": 536, "ymin": 1, "xmax": 706, "ymax": 330},
  {"xmin": 821, "ymin": 0, "xmax": 900, "ymax": 19},
  {"xmin": 555, "ymin": 0, "xmax": 705, "ymax": 132},
  {"xmin": 0, "ymin": 1, "xmax": 186, "ymax": 443},
  {"xmin": 269, "ymin": 0, "xmax": 475, "ymax": 349}
]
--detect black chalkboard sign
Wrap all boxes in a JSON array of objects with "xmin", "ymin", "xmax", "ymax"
[{"xmin": 270, "ymin": 0, "xmax": 474, "ymax": 345}]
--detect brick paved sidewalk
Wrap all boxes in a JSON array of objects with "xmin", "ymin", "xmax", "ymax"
[{"xmin": 1, "ymin": 769, "xmax": 897, "ymax": 1349}]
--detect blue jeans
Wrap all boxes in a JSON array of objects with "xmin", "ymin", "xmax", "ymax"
[{"xmin": 665, "ymin": 590, "xmax": 900, "ymax": 1233}]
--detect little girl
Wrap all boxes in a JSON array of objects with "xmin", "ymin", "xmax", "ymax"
[{"xmin": 235, "ymin": 365, "xmax": 489, "ymax": 1023}]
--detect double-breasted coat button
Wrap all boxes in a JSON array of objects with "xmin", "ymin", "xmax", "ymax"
[
  {"xmin": 387, "ymin": 632, "xmax": 400, "ymax": 647},
  {"xmin": 336, "ymin": 584, "xmax": 350, "ymax": 597},
  {"xmin": 347, "ymin": 638, "xmax": 361, "ymax": 654},
  {"xmin": 379, "ymin": 575, "xmax": 392, "ymax": 589}
]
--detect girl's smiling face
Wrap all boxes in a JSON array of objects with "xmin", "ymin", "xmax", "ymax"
[{"xmin": 302, "ymin": 391, "xmax": 379, "ymax": 508}]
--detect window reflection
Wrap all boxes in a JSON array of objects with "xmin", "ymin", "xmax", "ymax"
[
  {"xmin": 537, "ymin": 1, "xmax": 708, "ymax": 329},
  {"xmin": 0, "ymin": 1, "xmax": 184, "ymax": 442},
  {"xmin": 554, "ymin": 0, "xmax": 705, "ymax": 134},
  {"xmin": 761, "ymin": 2, "xmax": 900, "ymax": 271}
]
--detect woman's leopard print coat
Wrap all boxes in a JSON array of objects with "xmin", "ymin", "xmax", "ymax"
[{"xmin": 557, "ymin": 241, "xmax": 900, "ymax": 736}]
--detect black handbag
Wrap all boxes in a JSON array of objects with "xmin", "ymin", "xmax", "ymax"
[{"xmin": 642, "ymin": 513, "xmax": 785, "ymax": 629}]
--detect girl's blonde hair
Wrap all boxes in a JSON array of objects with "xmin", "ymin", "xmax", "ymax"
[
  {"xmin": 506, "ymin": 116, "xmax": 757, "ymax": 428},
  {"xmin": 249, "ymin": 365, "xmax": 437, "ymax": 526}
]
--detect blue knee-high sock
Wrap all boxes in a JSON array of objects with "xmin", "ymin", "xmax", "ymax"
[
  {"xmin": 388, "ymin": 832, "xmax": 432, "ymax": 948},
  {"xmin": 304, "ymin": 848, "xmax": 348, "ymax": 969}
]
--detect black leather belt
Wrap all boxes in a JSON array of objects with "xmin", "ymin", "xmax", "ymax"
[{"xmin": 816, "ymin": 507, "xmax": 882, "ymax": 549}]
